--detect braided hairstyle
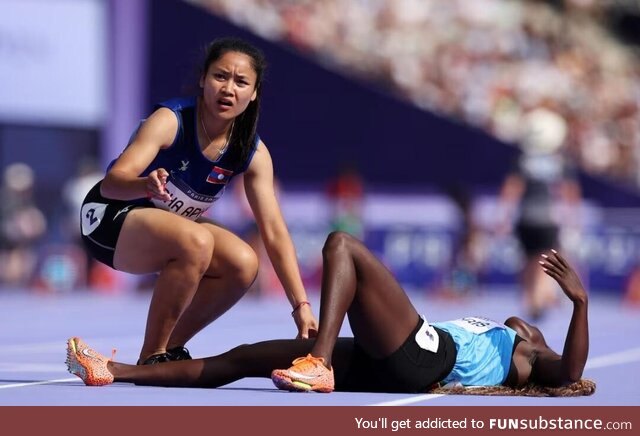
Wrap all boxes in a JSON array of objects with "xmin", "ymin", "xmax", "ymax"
[{"xmin": 429, "ymin": 379, "xmax": 596, "ymax": 397}]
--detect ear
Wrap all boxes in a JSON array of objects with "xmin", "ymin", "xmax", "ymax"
[
  {"xmin": 250, "ymin": 88, "xmax": 257, "ymax": 102},
  {"xmin": 199, "ymin": 75, "xmax": 205, "ymax": 89}
]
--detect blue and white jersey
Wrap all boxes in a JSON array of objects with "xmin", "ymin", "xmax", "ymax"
[
  {"xmin": 432, "ymin": 317, "xmax": 517, "ymax": 386},
  {"xmin": 107, "ymin": 97, "xmax": 259, "ymax": 221}
]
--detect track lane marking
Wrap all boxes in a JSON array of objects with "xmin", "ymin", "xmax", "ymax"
[{"xmin": 368, "ymin": 346, "xmax": 640, "ymax": 406}]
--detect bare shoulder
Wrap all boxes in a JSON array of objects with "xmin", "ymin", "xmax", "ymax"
[
  {"xmin": 254, "ymin": 139, "xmax": 269, "ymax": 156},
  {"xmin": 509, "ymin": 340, "xmax": 562, "ymax": 387},
  {"xmin": 134, "ymin": 107, "xmax": 179, "ymax": 149},
  {"xmin": 246, "ymin": 139, "xmax": 272, "ymax": 175}
]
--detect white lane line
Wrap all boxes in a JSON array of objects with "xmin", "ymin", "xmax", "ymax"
[
  {"xmin": 2, "ymin": 345, "xmax": 639, "ymax": 396},
  {"xmin": 0, "ymin": 336, "xmax": 140, "ymax": 354},
  {"xmin": 0, "ymin": 363, "xmax": 65, "ymax": 372},
  {"xmin": 0, "ymin": 378, "xmax": 78, "ymax": 389},
  {"xmin": 368, "ymin": 346, "xmax": 640, "ymax": 406},
  {"xmin": 585, "ymin": 347, "xmax": 640, "ymax": 370},
  {"xmin": 371, "ymin": 394, "xmax": 445, "ymax": 406}
]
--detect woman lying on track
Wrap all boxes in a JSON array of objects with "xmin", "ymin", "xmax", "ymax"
[{"xmin": 66, "ymin": 232, "xmax": 589, "ymax": 393}]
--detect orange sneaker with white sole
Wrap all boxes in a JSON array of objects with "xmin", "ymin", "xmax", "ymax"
[
  {"xmin": 271, "ymin": 354, "xmax": 334, "ymax": 393},
  {"xmin": 65, "ymin": 337, "xmax": 115, "ymax": 386}
]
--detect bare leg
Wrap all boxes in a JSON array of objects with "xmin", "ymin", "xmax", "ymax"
[
  {"xmin": 521, "ymin": 257, "xmax": 537, "ymax": 315},
  {"xmin": 114, "ymin": 209, "xmax": 214, "ymax": 362},
  {"xmin": 108, "ymin": 338, "xmax": 355, "ymax": 388},
  {"xmin": 310, "ymin": 232, "xmax": 420, "ymax": 367},
  {"xmin": 167, "ymin": 224, "xmax": 258, "ymax": 349},
  {"xmin": 523, "ymin": 256, "xmax": 557, "ymax": 319}
]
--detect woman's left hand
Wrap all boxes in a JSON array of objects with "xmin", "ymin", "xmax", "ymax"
[
  {"xmin": 293, "ymin": 304, "xmax": 318, "ymax": 339},
  {"xmin": 540, "ymin": 250, "xmax": 588, "ymax": 305}
]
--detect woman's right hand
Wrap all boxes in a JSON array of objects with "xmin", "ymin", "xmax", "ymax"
[
  {"xmin": 293, "ymin": 304, "xmax": 319, "ymax": 339},
  {"xmin": 146, "ymin": 168, "xmax": 171, "ymax": 201}
]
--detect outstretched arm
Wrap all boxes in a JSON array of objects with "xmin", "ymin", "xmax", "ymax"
[
  {"xmin": 534, "ymin": 250, "xmax": 589, "ymax": 386},
  {"xmin": 243, "ymin": 141, "xmax": 318, "ymax": 338}
]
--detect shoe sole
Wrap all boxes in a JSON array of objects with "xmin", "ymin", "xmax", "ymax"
[
  {"xmin": 272, "ymin": 373, "xmax": 333, "ymax": 393},
  {"xmin": 66, "ymin": 338, "xmax": 89, "ymax": 383},
  {"xmin": 65, "ymin": 338, "xmax": 112, "ymax": 386}
]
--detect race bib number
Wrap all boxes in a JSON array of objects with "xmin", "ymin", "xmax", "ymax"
[
  {"xmin": 81, "ymin": 202, "xmax": 107, "ymax": 236},
  {"xmin": 151, "ymin": 175, "xmax": 217, "ymax": 221},
  {"xmin": 449, "ymin": 317, "xmax": 505, "ymax": 334},
  {"xmin": 415, "ymin": 316, "xmax": 440, "ymax": 353}
]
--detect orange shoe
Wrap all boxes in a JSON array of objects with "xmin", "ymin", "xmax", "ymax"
[
  {"xmin": 271, "ymin": 354, "xmax": 334, "ymax": 393},
  {"xmin": 65, "ymin": 337, "xmax": 115, "ymax": 386}
]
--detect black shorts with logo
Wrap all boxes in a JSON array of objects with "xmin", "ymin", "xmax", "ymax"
[
  {"xmin": 80, "ymin": 181, "xmax": 151, "ymax": 269},
  {"xmin": 338, "ymin": 317, "xmax": 457, "ymax": 393}
]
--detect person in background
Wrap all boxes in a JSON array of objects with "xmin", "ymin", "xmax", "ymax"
[
  {"xmin": 497, "ymin": 106, "xmax": 582, "ymax": 320},
  {"xmin": 0, "ymin": 163, "xmax": 47, "ymax": 288},
  {"xmin": 440, "ymin": 183, "xmax": 484, "ymax": 296},
  {"xmin": 228, "ymin": 175, "xmax": 283, "ymax": 297},
  {"xmin": 326, "ymin": 165, "xmax": 364, "ymax": 239},
  {"xmin": 62, "ymin": 158, "xmax": 103, "ymax": 289}
]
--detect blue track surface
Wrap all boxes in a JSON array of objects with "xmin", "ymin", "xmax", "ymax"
[{"xmin": 1, "ymin": 289, "xmax": 638, "ymax": 406}]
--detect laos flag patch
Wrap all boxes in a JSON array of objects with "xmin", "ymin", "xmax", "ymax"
[{"xmin": 207, "ymin": 166, "xmax": 233, "ymax": 184}]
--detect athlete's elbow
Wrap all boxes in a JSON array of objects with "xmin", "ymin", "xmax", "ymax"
[
  {"xmin": 101, "ymin": 171, "xmax": 135, "ymax": 200},
  {"xmin": 563, "ymin": 367, "xmax": 584, "ymax": 384},
  {"xmin": 100, "ymin": 174, "xmax": 118, "ymax": 198},
  {"xmin": 569, "ymin": 370, "xmax": 584, "ymax": 383}
]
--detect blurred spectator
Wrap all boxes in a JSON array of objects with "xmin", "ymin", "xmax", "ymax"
[
  {"xmin": 439, "ymin": 183, "xmax": 484, "ymax": 296},
  {"xmin": 497, "ymin": 107, "xmax": 583, "ymax": 319},
  {"xmin": 625, "ymin": 264, "xmax": 640, "ymax": 306},
  {"xmin": 326, "ymin": 164, "xmax": 365, "ymax": 239},
  {"xmin": 195, "ymin": 0, "xmax": 640, "ymax": 189},
  {"xmin": 61, "ymin": 157, "xmax": 103, "ymax": 288},
  {"xmin": 0, "ymin": 163, "xmax": 47, "ymax": 287},
  {"xmin": 62, "ymin": 157, "xmax": 103, "ymax": 234},
  {"xmin": 231, "ymin": 174, "xmax": 284, "ymax": 297}
]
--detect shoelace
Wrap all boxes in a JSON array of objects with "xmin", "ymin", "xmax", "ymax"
[
  {"xmin": 72, "ymin": 338, "xmax": 116, "ymax": 362},
  {"xmin": 291, "ymin": 354, "xmax": 326, "ymax": 371}
]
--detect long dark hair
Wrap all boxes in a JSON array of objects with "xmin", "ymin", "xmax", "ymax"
[{"xmin": 201, "ymin": 37, "xmax": 267, "ymax": 170}]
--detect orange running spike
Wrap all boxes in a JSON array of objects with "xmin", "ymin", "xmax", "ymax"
[
  {"xmin": 271, "ymin": 354, "xmax": 334, "ymax": 393},
  {"xmin": 65, "ymin": 337, "xmax": 115, "ymax": 386}
]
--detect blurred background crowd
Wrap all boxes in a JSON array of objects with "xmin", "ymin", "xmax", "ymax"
[
  {"xmin": 0, "ymin": 0, "xmax": 639, "ymax": 318},
  {"xmin": 198, "ymin": 0, "xmax": 640, "ymax": 188}
]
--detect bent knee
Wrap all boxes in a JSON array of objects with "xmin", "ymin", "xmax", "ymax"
[
  {"xmin": 323, "ymin": 231, "xmax": 356, "ymax": 254},
  {"xmin": 176, "ymin": 229, "xmax": 214, "ymax": 273},
  {"xmin": 226, "ymin": 245, "xmax": 259, "ymax": 289}
]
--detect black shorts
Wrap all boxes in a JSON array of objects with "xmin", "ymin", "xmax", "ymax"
[
  {"xmin": 80, "ymin": 181, "xmax": 151, "ymax": 269},
  {"xmin": 515, "ymin": 222, "xmax": 558, "ymax": 256},
  {"xmin": 338, "ymin": 318, "xmax": 457, "ymax": 393}
]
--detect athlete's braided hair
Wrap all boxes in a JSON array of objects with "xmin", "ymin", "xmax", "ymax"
[
  {"xmin": 201, "ymin": 37, "xmax": 267, "ymax": 170},
  {"xmin": 429, "ymin": 379, "xmax": 596, "ymax": 397}
]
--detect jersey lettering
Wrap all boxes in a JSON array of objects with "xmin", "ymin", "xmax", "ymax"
[
  {"xmin": 169, "ymin": 200, "xmax": 184, "ymax": 213},
  {"xmin": 150, "ymin": 177, "xmax": 215, "ymax": 221},
  {"xmin": 449, "ymin": 317, "xmax": 504, "ymax": 334},
  {"xmin": 181, "ymin": 206, "xmax": 204, "ymax": 220}
]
